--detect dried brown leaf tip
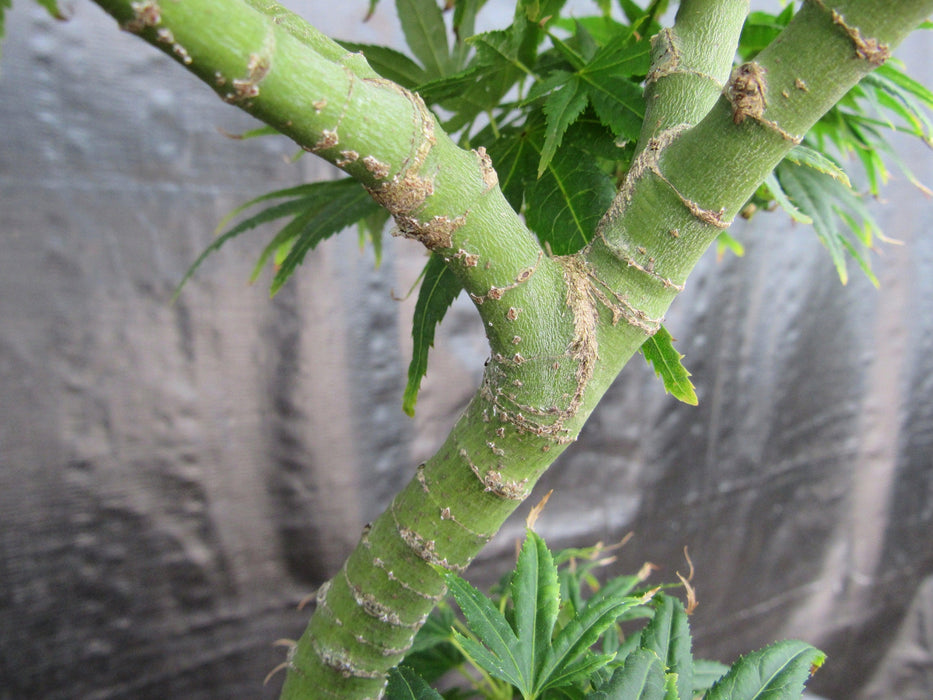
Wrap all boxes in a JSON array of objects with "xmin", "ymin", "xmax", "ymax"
[
  {"xmin": 676, "ymin": 545, "xmax": 698, "ymax": 615},
  {"xmin": 525, "ymin": 489, "xmax": 553, "ymax": 530}
]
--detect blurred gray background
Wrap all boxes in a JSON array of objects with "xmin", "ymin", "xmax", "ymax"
[{"xmin": 1, "ymin": 2, "xmax": 931, "ymax": 698}]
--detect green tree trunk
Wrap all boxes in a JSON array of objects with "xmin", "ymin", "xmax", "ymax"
[{"xmin": 88, "ymin": 0, "xmax": 933, "ymax": 696}]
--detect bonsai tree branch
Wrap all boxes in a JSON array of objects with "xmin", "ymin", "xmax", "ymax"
[{"xmin": 85, "ymin": 0, "xmax": 933, "ymax": 696}]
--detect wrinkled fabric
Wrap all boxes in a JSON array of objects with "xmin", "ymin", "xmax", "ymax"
[{"xmin": 1, "ymin": 3, "xmax": 931, "ymax": 699}]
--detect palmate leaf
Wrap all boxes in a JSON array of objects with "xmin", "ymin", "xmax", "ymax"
[
  {"xmin": 403, "ymin": 253, "xmax": 461, "ymax": 416},
  {"xmin": 705, "ymin": 640, "xmax": 826, "ymax": 700},
  {"xmin": 270, "ymin": 180, "xmax": 380, "ymax": 294},
  {"xmin": 738, "ymin": 5, "xmax": 794, "ymax": 58},
  {"xmin": 640, "ymin": 326, "xmax": 698, "ymax": 406},
  {"xmin": 533, "ymin": 31, "xmax": 646, "ymax": 174},
  {"xmin": 445, "ymin": 529, "xmax": 650, "ymax": 697},
  {"xmin": 638, "ymin": 594, "xmax": 693, "ymax": 700},
  {"xmin": 775, "ymin": 160, "xmax": 881, "ymax": 287},
  {"xmin": 174, "ymin": 178, "xmax": 378, "ymax": 300},
  {"xmin": 174, "ymin": 194, "xmax": 315, "ymax": 300},
  {"xmin": 534, "ymin": 586, "xmax": 645, "ymax": 693},
  {"xmin": 385, "ymin": 666, "xmax": 444, "ymax": 700}
]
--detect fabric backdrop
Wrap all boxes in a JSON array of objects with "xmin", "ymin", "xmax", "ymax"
[{"xmin": 1, "ymin": 2, "xmax": 931, "ymax": 698}]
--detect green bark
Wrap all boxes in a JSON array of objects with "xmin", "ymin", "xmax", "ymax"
[{"xmin": 86, "ymin": 0, "xmax": 933, "ymax": 696}]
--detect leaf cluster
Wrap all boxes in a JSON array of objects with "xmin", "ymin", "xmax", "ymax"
[
  {"xmin": 386, "ymin": 529, "xmax": 826, "ymax": 700},
  {"xmin": 174, "ymin": 1, "xmax": 932, "ymax": 413},
  {"xmin": 740, "ymin": 7, "xmax": 933, "ymax": 287}
]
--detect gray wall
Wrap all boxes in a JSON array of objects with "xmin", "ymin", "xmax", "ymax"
[{"xmin": 1, "ymin": 2, "xmax": 931, "ymax": 698}]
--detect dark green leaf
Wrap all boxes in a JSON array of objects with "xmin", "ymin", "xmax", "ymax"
[
  {"xmin": 338, "ymin": 41, "xmax": 429, "ymax": 87},
  {"xmin": 574, "ymin": 19, "xmax": 600, "ymax": 63},
  {"xmin": 705, "ymin": 640, "xmax": 826, "ymax": 700},
  {"xmin": 513, "ymin": 530, "xmax": 561, "ymax": 672},
  {"xmin": 540, "ymin": 75, "xmax": 589, "ymax": 176},
  {"xmin": 421, "ymin": 28, "xmax": 527, "ymax": 122},
  {"xmin": 549, "ymin": 34, "xmax": 588, "ymax": 70},
  {"xmin": 542, "ymin": 651, "xmax": 616, "ymax": 689},
  {"xmin": 525, "ymin": 141, "xmax": 615, "ymax": 255},
  {"xmin": 408, "ymin": 604, "xmax": 457, "ymax": 653},
  {"xmin": 630, "ymin": 0, "xmax": 669, "ymax": 39},
  {"xmin": 396, "ymin": 0, "xmax": 450, "ymax": 79},
  {"xmin": 590, "ymin": 649, "xmax": 667, "ymax": 700},
  {"xmin": 875, "ymin": 62, "xmax": 933, "ymax": 109},
  {"xmin": 584, "ymin": 30, "xmax": 651, "ymax": 78},
  {"xmin": 454, "ymin": 629, "xmax": 528, "ymax": 689},
  {"xmin": 640, "ymin": 326, "xmax": 698, "ymax": 406},
  {"xmin": 417, "ymin": 66, "xmax": 485, "ymax": 104},
  {"xmin": 403, "ymin": 254, "xmax": 462, "ymax": 416},
  {"xmin": 386, "ymin": 666, "xmax": 444, "ymax": 700},
  {"xmin": 638, "ymin": 594, "xmax": 693, "ymax": 700},
  {"xmin": 776, "ymin": 162, "xmax": 848, "ymax": 281},
  {"xmin": 582, "ymin": 573, "xmax": 642, "ymax": 610},
  {"xmin": 581, "ymin": 72, "xmax": 644, "ymax": 142},
  {"xmin": 485, "ymin": 123, "xmax": 539, "ymax": 211},
  {"xmin": 471, "ymin": 27, "xmax": 531, "ymax": 75},
  {"xmin": 564, "ymin": 115, "xmax": 632, "ymax": 163},
  {"xmin": 552, "ymin": 15, "xmax": 629, "ymax": 46},
  {"xmin": 445, "ymin": 573, "xmax": 527, "ymax": 689}
]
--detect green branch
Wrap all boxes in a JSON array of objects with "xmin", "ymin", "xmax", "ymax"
[{"xmin": 84, "ymin": 1, "xmax": 933, "ymax": 697}]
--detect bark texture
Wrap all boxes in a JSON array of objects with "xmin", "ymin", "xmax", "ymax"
[{"xmin": 3, "ymin": 0, "xmax": 923, "ymax": 693}]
